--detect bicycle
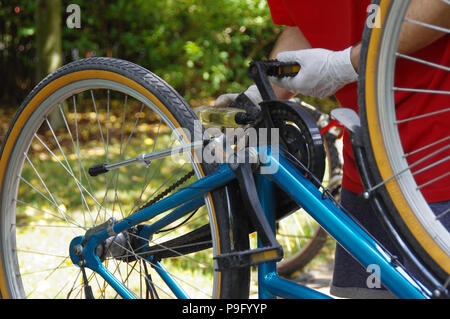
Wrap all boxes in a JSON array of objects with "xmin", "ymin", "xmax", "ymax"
[{"xmin": 0, "ymin": 0, "xmax": 448, "ymax": 299}]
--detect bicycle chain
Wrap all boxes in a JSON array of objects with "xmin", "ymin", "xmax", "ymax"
[{"xmin": 135, "ymin": 169, "xmax": 195, "ymax": 213}]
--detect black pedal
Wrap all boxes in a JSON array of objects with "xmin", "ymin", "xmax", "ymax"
[{"xmin": 214, "ymin": 246, "xmax": 283, "ymax": 270}]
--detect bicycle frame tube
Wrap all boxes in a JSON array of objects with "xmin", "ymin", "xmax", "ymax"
[
  {"xmin": 256, "ymin": 174, "xmax": 331, "ymax": 299},
  {"xmin": 76, "ymin": 147, "xmax": 431, "ymax": 299},
  {"xmin": 75, "ymin": 164, "xmax": 236, "ymax": 298},
  {"xmin": 259, "ymin": 148, "xmax": 431, "ymax": 299}
]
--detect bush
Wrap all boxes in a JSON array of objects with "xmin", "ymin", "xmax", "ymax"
[{"xmin": 0, "ymin": 0, "xmax": 281, "ymax": 105}]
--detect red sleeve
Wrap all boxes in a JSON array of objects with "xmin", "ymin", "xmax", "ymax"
[{"xmin": 267, "ymin": 0, "xmax": 296, "ymax": 26}]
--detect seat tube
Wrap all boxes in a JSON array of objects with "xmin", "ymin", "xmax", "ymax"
[{"xmin": 255, "ymin": 174, "xmax": 278, "ymax": 299}]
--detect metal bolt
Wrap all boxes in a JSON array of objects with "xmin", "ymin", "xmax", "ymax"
[
  {"xmin": 433, "ymin": 289, "xmax": 441, "ymax": 298},
  {"xmin": 73, "ymin": 244, "xmax": 83, "ymax": 256}
]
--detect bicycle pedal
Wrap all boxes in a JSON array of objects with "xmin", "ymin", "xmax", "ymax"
[{"xmin": 214, "ymin": 245, "xmax": 283, "ymax": 270}]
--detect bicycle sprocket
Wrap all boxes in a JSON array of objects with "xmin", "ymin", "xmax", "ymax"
[{"xmin": 261, "ymin": 100, "xmax": 326, "ymax": 220}]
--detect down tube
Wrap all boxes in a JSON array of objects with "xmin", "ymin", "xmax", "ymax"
[{"xmin": 263, "ymin": 152, "xmax": 430, "ymax": 299}]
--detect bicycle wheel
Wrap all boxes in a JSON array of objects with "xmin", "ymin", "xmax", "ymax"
[
  {"xmin": 276, "ymin": 102, "xmax": 342, "ymax": 276},
  {"xmin": 0, "ymin": 57, "xmax": 250, "ymax": 298},
  {"xmin": 359, "ymin": 0, "xmax": 449, "ymax": 283}
]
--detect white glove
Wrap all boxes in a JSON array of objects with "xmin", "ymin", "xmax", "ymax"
[
  {"xmin": 270, "ymin": 47, "xmax": 358, "ymax": 98},
  {"xmin": 214, "ymin": 84, "xmax": 263, "ymax": 108}
]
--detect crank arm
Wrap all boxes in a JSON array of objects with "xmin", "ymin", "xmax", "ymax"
[{"xmin": 215, "ymin": 151, "xmax": 283, "ymax": 270}]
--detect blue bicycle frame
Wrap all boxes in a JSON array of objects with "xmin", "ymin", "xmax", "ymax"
[{"xmin": 72, "ymin": 146, "xmax": 432, "ymax": 299}]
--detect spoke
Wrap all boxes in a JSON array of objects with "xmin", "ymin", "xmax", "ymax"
[
  {"xmin": 396, "ymin": 52, "xmax": 450, "ymax": 72},
  {"xmin": 23, "ymin": 153, "xmax": 62, "ymax": 213},
  {"xmin": 404, "ymin": 136, "xmax": 450, "ymax": 157},
  {"xmin": 393, "ymin": 87, "xmax": 450, "ymax": 95},
  {"xmin": 43, "ymin": 256, "xmax": 73, "ymax": 282},
  {"xmin": 90, "ymin": 90, "xmax": 106, "ymax": 152},
  {"xmin": 65, "ymin": 269, "xmax": 83, "ymax": 299},
  {"xmin": 404, "ymin": 17, "xmax": 450, "ymax": 34},
  {"xmin": 436, "ymin": 207, "xmax": 450, "ymax": 221},
  {"xmin": 14, "ymin": 198, "xmax": 84, "ymax": 229},
  {"xmin": 395, "ymin": 108, "xmax": 450, "ymax": 124},
  {"xmin": 132, "ymin": 118, "xmax": 163, "ymax": 214},
  {"xmin": 129, "ymin": 231, "xmax": 214, "ymax": 270},
  {"xmin": 276, "ymin": 233, "xmax": 318, "ymax": 239},
  {"xmin": 54, "ymin": 269, "xmax": 81, "ymax": 299},
  {"xmin": 19, "ymin": 157, "xmax": 77, "ymax": 231},
  {"xmin": 20, "ymin": 264, "xmax": 74, "ymax": 277},
  {"xmin": 23, "ymin": 262, "xmax": 77, "ymax": 299},
  {"xmin": 129, "ymin": 138, "xmax": 177, "ymax": 215},
  {"xmin": 108, "ymin": 238, "xmax": 211, "ymax": 298},
  {"xmin": 46, "ymin": 114, "xmax": 95, "ymax": 226},
  {"xmin": 293, "ymin": 213, "xmax": 306, "ymax": 238},
  {"xmin": 59, "ymin": 104, "xmax": 96, "ymax": 196},
  {"xmin": 412, "ymin": 155, "xmax": 450, "ymax": 177},
  {"xmin": 104, "ymin": 90, "xmax": 111, "ymax": 222},
  {"xmin": 111, "ymin": 95, "xmax": 129, "ymax": 220},
  {"xmin": 367, "ymin": 144, "xmax": 450, "ymax": 193},
  {"xmin": 15, "ymin": 222, "xmax": 80, "ymax": 229},
  {"xmin": 135, "ymin": 163, "xmax": 190, "ymax": 212},
  {"xmin": 103, "ymin": 243, "xmax": 178, "ymax": 298},
  {"xmin": 96, "ymin": 101, "xmax": 146, "ymax": 224},
  {"xmin": 109, "ymin": 239, "xmax": 214, "ymax": 259},
  {"xmin": 123, "ymin": 102, "xmax": 145, "ymax": 152},
  {"xmin": 33, "ymin": 133, "xmax": 107, "ymax": 214},
  {"xmin": 16, "ymin": 249, "xmax": 67, "ymax": 259},
  {"xmin": 72, "ymin": 97, "xmax": 96, "ymax": 227},
  {"xmin": 443, "ymin": 275, "xmax": 450, "ymax": 290},
  {"xmin": 18, "ymin": 176, "xmax": 54, "ymax": 206},
  {"xmin": 417, "ymin": 171, "xmax": 450, "ymax": 190}
]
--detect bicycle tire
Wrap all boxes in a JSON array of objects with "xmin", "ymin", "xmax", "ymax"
[
  {"xmin": 0, "ymin": 57, "xmax": 250, "ymax": 298},
  {"xmin": 359, "ymin": 0, "xmax": 449, "ymax": 283}
]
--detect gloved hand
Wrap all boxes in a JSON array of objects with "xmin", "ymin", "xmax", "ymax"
[
  {"xmin": 214, "ymin": 84, "xmax": 262, "ymax": 108},
  {"xmin": 269, "ymin": 47, "xmax": 358, "ymax": 98}
]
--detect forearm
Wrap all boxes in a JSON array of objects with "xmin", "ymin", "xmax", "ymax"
[
  {"xmin": 270, "ymin": 26, "xmax": 311, "ymax": 99},
  {"xmin": 350, "ymin": 0, "xmax": 450, "ymax": 72},
  {"xmin": 270, "ymin": 26, "xmax": 311, "ymax": 58}
]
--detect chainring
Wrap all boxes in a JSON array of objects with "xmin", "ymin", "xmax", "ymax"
[{"xmin": 260, "ymin": 100, "xmax": 326, "ymax": 220}]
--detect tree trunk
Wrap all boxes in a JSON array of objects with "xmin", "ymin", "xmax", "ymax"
[{"xmin": 35, "ymin": 0, "xmax": 65, "ymax": 128}]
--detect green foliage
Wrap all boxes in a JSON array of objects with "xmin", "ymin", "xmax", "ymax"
[
  {"xmin": 0, "ymin": 1, "xmax": 36, "ymax": 104},
  {"xmin": 1, "ymin": 0, "xmax": 281, "ymax": 105}
]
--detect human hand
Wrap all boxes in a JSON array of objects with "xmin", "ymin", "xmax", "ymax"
[
  {"xmin": 269, "ymin": 47, "xmax": 358, "ymax": 98},
  {"xmin": 214, "ymin": 84, "xmax": 262, "ymax": 108}
]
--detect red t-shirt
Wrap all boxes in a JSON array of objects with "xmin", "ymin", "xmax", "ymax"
[{"xmin": 267, "ymin": 0, "xmax": 450, "ymax": 203}]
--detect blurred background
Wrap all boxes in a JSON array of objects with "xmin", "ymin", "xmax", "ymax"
[{"xmin": 0, "ymin": 0, "xmax": 337, "ymax": 144}]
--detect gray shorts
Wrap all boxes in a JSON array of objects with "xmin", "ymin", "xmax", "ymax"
[{"xmin": 330, "ymin": 188, "xmax": 449, "ymax": 299}]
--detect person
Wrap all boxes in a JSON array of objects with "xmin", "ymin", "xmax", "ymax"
[{"xmin": 215, "ymin": 0, "xmax": 450, "ymax": 298}]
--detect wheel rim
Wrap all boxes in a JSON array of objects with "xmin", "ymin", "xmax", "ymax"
[
  {"xmin": 364, "ymin": 0, "xmax": 450, "ymax": 272},
  {"xmin": 0, "ymin": 79, "xmax": 220, "ymax": 298}
]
